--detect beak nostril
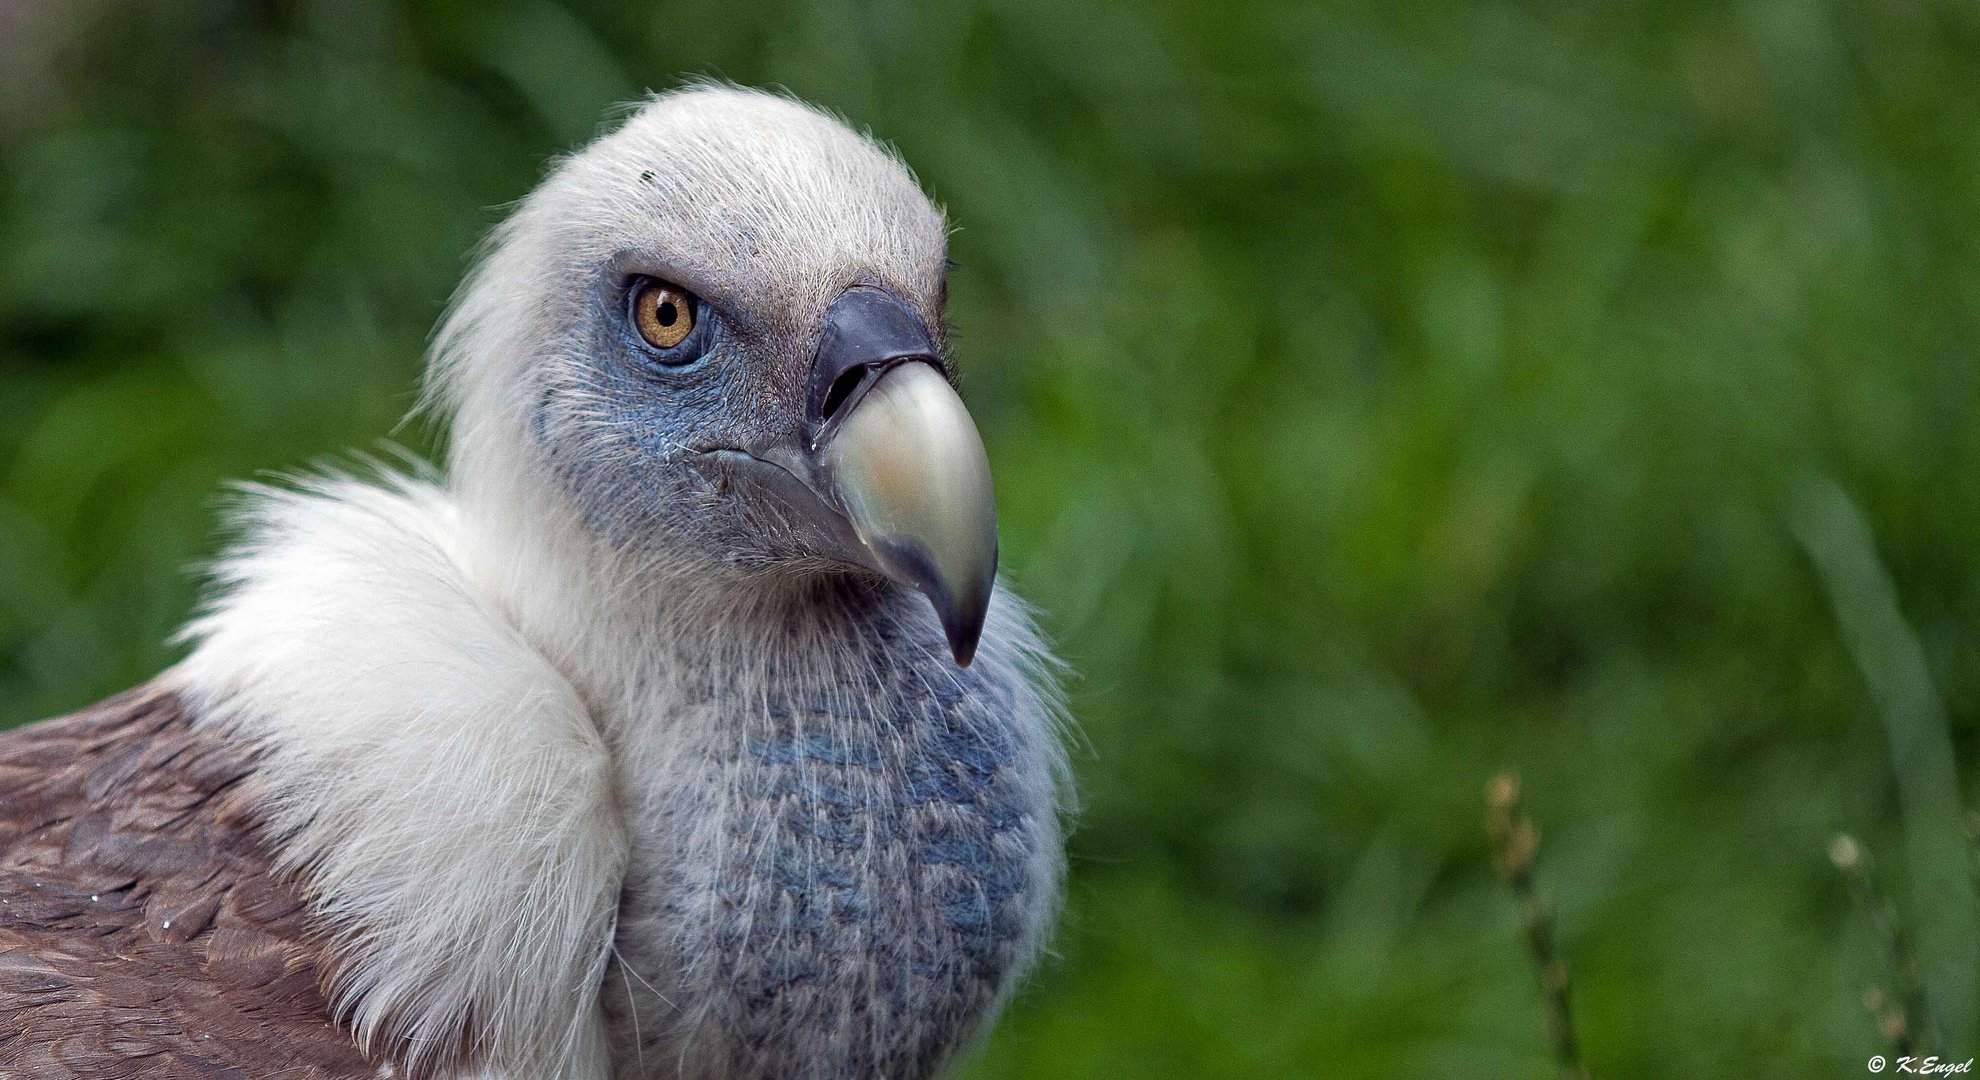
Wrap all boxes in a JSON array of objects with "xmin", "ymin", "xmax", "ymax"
[
  {"xmin": 809, "ymin": 288, "xmax": 939, "ymax": 438},
  {"xmin": 820, "ymin": 366, "xmax": 869, "ymax": 423}
]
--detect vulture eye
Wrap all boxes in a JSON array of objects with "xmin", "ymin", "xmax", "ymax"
[{"xmin": 631, "ymin": 279, "xmax": 696, "ymax": 352}]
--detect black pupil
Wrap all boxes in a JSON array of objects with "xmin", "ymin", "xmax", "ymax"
[{"xmin": 657, "ymin": 300, "xmax": 678, "ymax": 327}]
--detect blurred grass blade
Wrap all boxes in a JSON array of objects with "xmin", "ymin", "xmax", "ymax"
[{"xmin": 1793, "ymin": 473, "xmax": 1977, "ymax": 1047}]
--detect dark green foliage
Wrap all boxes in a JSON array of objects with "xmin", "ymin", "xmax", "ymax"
[{"xmin": 3, "ymin": 1, "xmax": 1978, "ymax": 1074}]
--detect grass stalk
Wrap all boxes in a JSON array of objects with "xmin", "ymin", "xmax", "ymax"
[
  {"xmin": 1488, "ymin": 771, "xmax": 1588, "ymax": 1080},
  {"xmin": 1829, "ymin": 833, "xmax": 1924, "ymax": 1056}
]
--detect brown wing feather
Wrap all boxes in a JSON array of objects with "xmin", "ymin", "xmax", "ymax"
[{"xmin": 0, "ymin": 685, "xmax": 380, "ymax": 1078}]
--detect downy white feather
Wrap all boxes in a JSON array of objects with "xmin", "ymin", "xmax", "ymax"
[{"xmin": 172, "ymin": 473, "xmax": 625, "ymax": 1078}]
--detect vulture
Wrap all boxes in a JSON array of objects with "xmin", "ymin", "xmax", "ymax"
[{"xmin": 0, "ymin": 86, "xmax": 1068, "ymax": 1079}]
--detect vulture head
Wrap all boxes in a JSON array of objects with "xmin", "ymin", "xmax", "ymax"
[{"xmin": 435, "ymin": 86, "xmax": 996, "ymax": 663}]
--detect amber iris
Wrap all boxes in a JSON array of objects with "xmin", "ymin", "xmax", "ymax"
[{"xmin": 632, "ymin": 280, "xmax": 694, "ymax": 349}]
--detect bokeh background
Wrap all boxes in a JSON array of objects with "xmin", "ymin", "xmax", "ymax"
[{"xmin": 4, "ymin": 1, "xmax": 1979, "ymax": 1075}]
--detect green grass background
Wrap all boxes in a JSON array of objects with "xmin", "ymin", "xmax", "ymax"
[{"xmin": 4, "ymin": 1, "xmax": 1979, "ymax": 1075}]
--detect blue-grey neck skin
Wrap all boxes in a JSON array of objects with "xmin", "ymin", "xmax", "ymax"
[{"xmin": 598, "ymin": 583, "xmax": 1056, "ymax": 1080}]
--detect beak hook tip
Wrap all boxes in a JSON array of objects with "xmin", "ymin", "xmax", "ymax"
[
  {"xmin": 880, "ymin": 539, "xmax": 994, "ymax": 668},
  {"xmin": 915, "ymin": 558, "xmax": 994, "ymax": 668}
]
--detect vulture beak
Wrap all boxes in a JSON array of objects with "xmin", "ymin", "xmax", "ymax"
[{"xmin": 794, "ymin": 287, "xmax": 998, "ymax": 666}]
